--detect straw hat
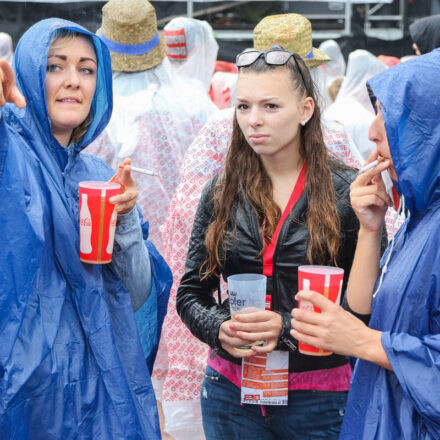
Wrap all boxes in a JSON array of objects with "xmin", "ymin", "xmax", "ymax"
[
  {"xmin": 253, "ymin": 14, "xmax": 331, "ymax": 69},
  {"xmin": 97, "ymin": 0, "xmax": 167, "ymax": 72}
]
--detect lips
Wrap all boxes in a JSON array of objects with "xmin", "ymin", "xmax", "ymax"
[
  {"xmin": 249, "ymin": 134, "xmax": 268, "ymax": 144},
  {"xmin": 57, "ymin": 97, "xmax": 81, "ymax": 103}
]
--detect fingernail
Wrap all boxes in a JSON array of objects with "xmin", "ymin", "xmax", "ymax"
[{"xmin": 229, "ymin": 323, "xmax": 235, "ymax": 329}]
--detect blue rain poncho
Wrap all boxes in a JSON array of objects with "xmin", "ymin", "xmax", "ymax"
[
  {"xmin": 340, "ymin": 49, "xmax": 440, "ymax": 439},
  {"xmin": 0, "ymin": 19, "xmax": 170, "ymax": 439}
]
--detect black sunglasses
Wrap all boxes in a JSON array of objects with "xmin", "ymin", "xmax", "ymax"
[{"xmin": 235, "ymin": 48, "xmax": 307, "ymax": 90}]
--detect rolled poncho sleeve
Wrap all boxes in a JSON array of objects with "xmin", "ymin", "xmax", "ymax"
[{"xmin": 112, "ymin": 208, "xmax": 152, "ymax": 311}]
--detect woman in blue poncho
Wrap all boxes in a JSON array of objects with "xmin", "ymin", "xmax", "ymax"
[
  {"xmin": 0, "ymin": 18, "xmax": 170, "ymax": 439},
  {"xmin": 291, "ymin": 49, "xmax": 440, "ymax": 438}
]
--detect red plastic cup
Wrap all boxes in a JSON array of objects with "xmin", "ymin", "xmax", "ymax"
[
  {"xmin": 297, "ymin": 265, "xmax": 344, "ymax": 356},
  {"xmin": 79, "ymin": 181, "xmax": 121, "ymax": 264}
]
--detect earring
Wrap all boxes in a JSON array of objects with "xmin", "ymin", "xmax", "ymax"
[{"xmin": 300, "ymin": 119, "xmax": 308, "ymax": 126}]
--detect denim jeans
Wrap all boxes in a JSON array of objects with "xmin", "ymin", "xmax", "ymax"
[{"xmin": 201, "ymin": 366, "xmax": 347, "ymax": 440}]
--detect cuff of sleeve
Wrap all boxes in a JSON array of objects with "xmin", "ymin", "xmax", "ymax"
[
  {"xmin": 275, "ymin": 311, "xmax": 298, "ymax": 352},
  {"xmin": 343, "ymin": 298, "xmax": 371, "ymax": 326},
  {"xmin": 116, "ymin": 208, "xmax": 138, "ymax": 231}
]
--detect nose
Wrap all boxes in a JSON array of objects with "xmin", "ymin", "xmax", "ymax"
[
  {"xmin": 368, "ymin": 113, "xmax": 381, "ymax": 144},
  {"xmin": 248, "ymin": 107, "xmax": 262, "ymax": 127},
  {"xmin": 65, "ymin": 66, "xmax": 80, "ymax": 88}
]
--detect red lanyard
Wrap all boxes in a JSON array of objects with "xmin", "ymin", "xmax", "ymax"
[{"xmin": 262, "ymin": 163, "xmax": 307, "ymax": 279}]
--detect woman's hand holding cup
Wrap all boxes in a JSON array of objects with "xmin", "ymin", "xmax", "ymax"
[{"xmin": 219, "ymin": 310, "xmax": 282, "ymax": 358}]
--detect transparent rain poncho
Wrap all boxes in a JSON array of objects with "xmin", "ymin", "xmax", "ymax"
[
  {"xmin": 319, "ymin": 39, "xmax": 346, "ymax": 81},
  {"xmin": 164, "ymin": 17, "xmax": 219, "ymax": 93},
  {"xmin": 319, "ymin": 39, "xmax": 346, "ymax": 106},
  {"xmin": 324, "ymin": 49, "xmax": 387, "ymax": 161},
  {"xmin": 154, "ymin": 108, "xmax": 363, "ymax": 438},
  {"xmin": 85, "ymin": 58, "xmax": 217, "ymax": 255}
]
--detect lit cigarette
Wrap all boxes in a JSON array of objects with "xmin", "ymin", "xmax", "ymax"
[
  {"xmin": 358, "ymin": 156, "xmax": 385, "ymax": 174},
  {"xmin": 118, "ymin": 163, "xmax": 158, "ymax": 177}
]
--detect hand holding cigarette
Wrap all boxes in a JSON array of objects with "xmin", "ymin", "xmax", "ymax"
[
  {"xmin": 358, "ymin": 156, "xmax": 385, "ymax": 175},
  {"xmin": 108, "ymin": 158, "xmax": 139, "ymax": 214},
  {"xmin": 350, "ymin": 151, "xmax": 393, "ymax": 233}
]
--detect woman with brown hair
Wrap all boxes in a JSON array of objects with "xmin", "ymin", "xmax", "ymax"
[{"xmin": 176, "ymin": 45, "xmax": 361, "ymax": 439}]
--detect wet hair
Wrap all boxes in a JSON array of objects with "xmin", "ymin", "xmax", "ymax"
[
  {"xmin": 48, "ymin": 29, "xmax": 96, "ymax": 145},
  {"xmin": 201, "ymin": 53, "xmax": 343, "ymax": 279}
]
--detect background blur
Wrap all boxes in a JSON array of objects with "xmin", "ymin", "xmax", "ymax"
[{"xmin": 1, "ymin": 0, "xmax": 439, "ymax": 62}]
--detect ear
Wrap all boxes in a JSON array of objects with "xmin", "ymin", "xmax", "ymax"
[{"xmin": 300, "ymin": 96, "xmax": 315, "ymax": 122}]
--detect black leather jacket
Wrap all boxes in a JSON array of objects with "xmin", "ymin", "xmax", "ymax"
[{"xmin": 177, "ymin": 166, "xmax": 360, "ymax": 373}]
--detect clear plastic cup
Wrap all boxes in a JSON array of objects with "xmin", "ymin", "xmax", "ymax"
[{"xmin": 227, "ymin": 273, "xmax": 267, "ymax": 352}]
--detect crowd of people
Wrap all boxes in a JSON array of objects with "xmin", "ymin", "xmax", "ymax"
[{"xmin": 1, "ymin": 1, "xmax": 439, "ymax": 439}]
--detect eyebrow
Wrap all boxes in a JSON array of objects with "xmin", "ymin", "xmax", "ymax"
[
  {"xmin": 236, "ymin": 96, "xmax": 281, "ymax": 103},
  {"xmin": 48, "ymin": 54, "xmax": 97, "ymax": 64}
]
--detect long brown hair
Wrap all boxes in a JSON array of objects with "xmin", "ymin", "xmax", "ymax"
[{"xmin": 201, "ymin": 54, "xmax": 342, "ymax": 279}]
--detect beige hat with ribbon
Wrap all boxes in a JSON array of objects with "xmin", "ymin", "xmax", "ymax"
[
  {"xmin": 97, "ymin": 0, "xmax": 167, "ymax": 72},
  {"xmin": 253, "ymin": 14, "xmax": 331, "ymax": 69}
]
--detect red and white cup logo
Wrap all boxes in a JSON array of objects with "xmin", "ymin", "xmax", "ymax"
[
  {"xmin": 79, "ymin": 181, "xmax": 121, "ymax": 264},
  {"xmin": 297, "ymin": 265, "xmax": 344, "ymax": 356}
]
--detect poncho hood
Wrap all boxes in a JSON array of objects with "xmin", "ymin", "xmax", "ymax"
[
  {"xmin": 8, "ymin": 18, "xmax": 112, "ymax": 153},
  {"xmin": 368, "ymin": 48, "xmax": 440, "ymax": 214},
  {"xmin": 409, "ymin": 15, "xmax": 440, "ymax": 55}
]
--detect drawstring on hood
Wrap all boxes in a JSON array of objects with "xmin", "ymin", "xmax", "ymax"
[{"xmin": 373, "ymin": 194, "xmax": 406, "ymax": 298}]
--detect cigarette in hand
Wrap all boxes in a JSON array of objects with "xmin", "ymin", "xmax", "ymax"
[
  {"xmin": 358, "ymin": 156, "xmax": 385, "ymax": 175},
  {"xmin": 118, "ymin": 163, "xmax": 158, "ymax": 177}
]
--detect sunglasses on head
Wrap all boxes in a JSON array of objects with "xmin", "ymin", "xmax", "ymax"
[{"xmin": 235, "ymin": 47, "xmax": 307, "ymax": 89}]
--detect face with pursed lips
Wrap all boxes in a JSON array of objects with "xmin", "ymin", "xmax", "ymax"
[
  {"xmin": 45, "ymin": 35, "xmax": 97, "ymax": 146},
  {"xmin": 235, "ymin": 68, "xmax": 314, "ymax": 163},
  {"xmin": 368, "ymin": 100, "xmax": 398, "ymax": 181}
]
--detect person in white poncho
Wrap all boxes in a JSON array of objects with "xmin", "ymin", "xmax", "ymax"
[
  {"xmin": 324, "ymin": 49, "xmax": 387, "ymax": 161},
  {"xmin": 164, "ymin": 17, "xmax": 219, "ymax": 95},
  {"xmin": 85, "ymin": 0, "xmax": 217, "ymax": 255}
]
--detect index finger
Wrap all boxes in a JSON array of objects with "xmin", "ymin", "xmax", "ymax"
[
  {"xmin": 0, "ymin": 60, "xmax": 26, "ymax": 108},
  {"xmin": 354, "ymin": 158, "xmax": 391, "ymax": 187},
  {"xmin": 295, "ymin": 290, "xmax": 335, "ymax": 312},
  {"xmin": 234, "ymin": 311, "xmax": 270, "ymax": 323}
]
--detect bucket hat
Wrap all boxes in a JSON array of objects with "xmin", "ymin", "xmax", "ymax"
[
  {"xmin": 97, "ymin": 0, "xmax": 167, "ymax": 72},
  {"xmin": 254, "ymin": 14, "xmax": 331, "ymax": 69}
]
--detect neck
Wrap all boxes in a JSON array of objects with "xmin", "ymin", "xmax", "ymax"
[
  {"xmin": 260, "ymin": 142, "xmax": 304, "ymax": 183},
  {"xmin": 53, "ymin": 130, "xmax": 73, "ymax": 147}
]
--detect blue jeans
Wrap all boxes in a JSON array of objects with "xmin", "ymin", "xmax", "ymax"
[{"xmin": 201, "ymin": 366, "xmax": 347, "ymax": 440}]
